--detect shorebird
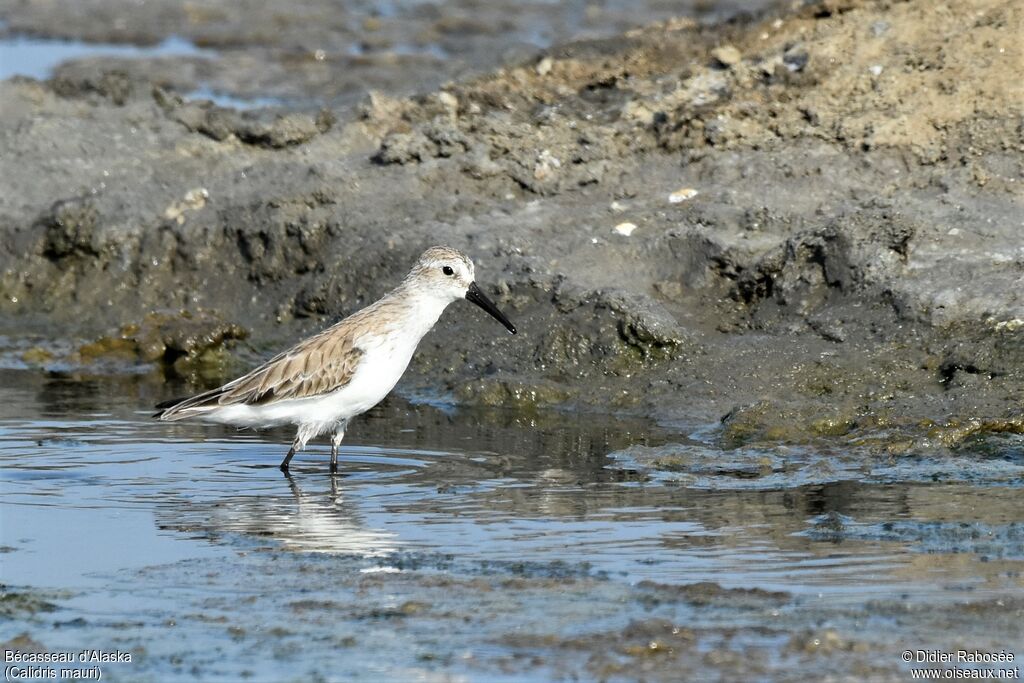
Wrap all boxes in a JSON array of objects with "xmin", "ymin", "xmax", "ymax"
[{"xmin": 154, "ymin": 246, "xmax": 516, "ymax": 474}]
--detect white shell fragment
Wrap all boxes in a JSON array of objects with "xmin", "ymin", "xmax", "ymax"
[
  {"xmin": 613, "ymin": 222, "xmax": 638, "ymax": 236},
  {"xmin": 668, "ymin": 187, "xmax": 698, "ymax": 204},
  {"xmin": 533, "ymin": 149, "xmax": 562, "ymax": 181},
  {"xmin": 437, "ymin": 91, "xmax": 459, "ymax": 114},
  {"xmin": 994, "ymin": 319, "xmax": 1024, "ymax": 332},
  {"xmin": 164, "ymin": 188, "xmax": 209, "ymax": 224}
]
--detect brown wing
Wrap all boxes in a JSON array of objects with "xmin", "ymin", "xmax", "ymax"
[
  {"xmin": 218, "ymin": 328, "xmax": 364, "ymax": 405},
  {"xmin": 155, "ymin": 321, "xmax": 366, "ymax": 419}
]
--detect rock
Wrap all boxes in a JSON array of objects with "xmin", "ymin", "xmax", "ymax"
[
  {"xmin": 653, "ymin": 281, "xmax": 683, "ymax": 299},
  {"xmin": 375, "ymin": 130, "xmax": 435, "ymax": 164},
  {"xmin": 21, "ymin": 347, "xmax": 54, "ymax": 365},
  {"xmin": 455, "ymin": 378, "xmax": 573, "ymax": 408},
  {"xmin": 163, "ymin": 188, "xmax": 209, "ymax": 224},
  {"xmin": 155, "ymin": 88, "xmax": 328, "ymax": 147},
  {"xmin": 782, "ymin": 45, "xmax": 809, "ymax": 72},
  {"xmin": 359, "ymin": 90, "xmax": 407, "ymax": 124},
  {"xmin": 40, "ymin": 198, "xmax": 99, "ymax": 259},
  {"xmin": 74, "ymin": 310, "xmax": 247, "ymax": 378},
  {"xmin": 461, "ymin": 150, "xmax": 504, "ymax": 178},
  {"xmin": 711, "ymin": 45, "xmax": 742, "ymax": 68},
  {"xmin": 668, "ymin": 188, "xmax": 698, "ymax": 204},
  {"xmin": 600, "ymin": 290, "xmax": 688, "ymax": 351},
  {"xmin": 437, "ymin": 91, "xmax": 459, "ymax": 118},
  {"xmin": 533, "ymin": 149, "xmax": 562, "ymax": 181},
  {"xmin": 236, "ymin": 113, "xmax": 327, "ymax": 148}
]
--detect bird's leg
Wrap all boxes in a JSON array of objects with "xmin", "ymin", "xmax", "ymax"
[
  {"xmin": 279, "ymin": 436, "xmax": 302, "ymax": 473},
  {"xmin": 330, "ymin": 421, "xmax": 347, "ymax": 475},
  {"xmin": 279, "ymin": 447, "xmax": 296, "ymax": 473}
]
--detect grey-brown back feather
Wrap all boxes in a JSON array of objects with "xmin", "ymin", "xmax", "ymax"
[{"xmin": 154, "ymin": 302, "xmax": 393, "ymax": 420}]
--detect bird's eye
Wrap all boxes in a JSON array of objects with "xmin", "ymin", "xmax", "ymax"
[{"xmin": 442, "ymin": 266, "xmax": 454, "ymax": 276}]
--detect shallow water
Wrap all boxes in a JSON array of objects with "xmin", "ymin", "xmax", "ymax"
[
  {"xmin": 0, "ymin": 0, "xmax": 784, "ymax": 111},
  {"xmin": 2, "ymin": 369, "xmax": 1023, "ymax": 680},
  {"xmin": 0, "ymin": 35, "xmax": 211, "ymax": 81}
]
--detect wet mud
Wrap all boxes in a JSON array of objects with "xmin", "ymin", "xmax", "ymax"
[{"xmin": 0, "ymin": 0, "xmax": 1021, "ymax": 451}]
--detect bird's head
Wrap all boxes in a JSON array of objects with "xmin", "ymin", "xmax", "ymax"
[{"xmin": 406, "ymin": 246, "xmax": 516, "ymax": 334}]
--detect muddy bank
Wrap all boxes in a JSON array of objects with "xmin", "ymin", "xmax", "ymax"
[{"xmin": 0, "ymin": 0, "xmax": 1022, "ymax": 450}]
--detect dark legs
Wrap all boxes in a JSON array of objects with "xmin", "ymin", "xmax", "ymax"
[
  {"xmin": 279, "ymin": 446, "xmax": 296, "ymax": 473},
  {"xmin": 279, "ymin": 433, "xmax": 304, "ymax": 473},
  {"xmin": 330, "ymin": 421, "xmax": 348, "ymax": 475},
  {"xmin": 279, "ymin": 423, "xmax": 346, "ymax": 475}
]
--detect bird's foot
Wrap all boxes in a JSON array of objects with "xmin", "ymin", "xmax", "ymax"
[
  {"xmin": 329, "ymin": 462, "xmax": 338, "ymax": 475},
  {"xmin": 279, "ymin": 463, "xmax": 290, "ymax": 475}
]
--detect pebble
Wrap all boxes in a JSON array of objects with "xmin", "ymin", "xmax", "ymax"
[
  {"xmin": 536, "ymin": 57, "xmax": 553, "ymax": 76},
  {"xmin": 613, "ymin": 222, "xmax": 638, "ymax": 236},
  {"xmin": 711, "ymin": 45, "xmax": 742, "ymax": 68},
  {"xmin": 164, "ymin": 188, "xmax": 209, "ymax": 223},
  {"xmin": 437, "ymin": 91, "xmax": 458, "ymax": 113},
  {"xmin": 668, "ymin": 187, "xmax": 699, "ymax": 204},
  {"xmin": 994, "ymin": 319, "xmax": 1024, "ymax": 332},
  {"xmin": 533, "ymin": 149, "xmax": 561, "ymax": 181}
]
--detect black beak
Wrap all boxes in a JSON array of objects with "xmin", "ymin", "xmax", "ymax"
[{"xmin": 465, "ymin": 282, "xmax": 517, "ymax": 334}]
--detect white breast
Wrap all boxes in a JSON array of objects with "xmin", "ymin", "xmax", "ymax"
[{"xmin": 333, "ymin": 329, "xmax": 422, "ymax": 417}]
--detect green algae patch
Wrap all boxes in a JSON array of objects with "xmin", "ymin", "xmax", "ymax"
[
  {"xmin": 0, "ymin": 589, "xmax": 59, "ymax": 618},
  {"xmin": 171, "ymin": 346, "xmax": 242, "ymax": 384},
  {"xmin": 77, "ymin": 336, "xmax": 139, "ymax": 362},
  {"xmin": 73, "ymin": 309, "xmax": 248, "ymax": 379},
  {"xmin": 717, "ymin": 399, "xmax": 1024, "ymax": 455},
  {"xmin": 720, "ymin": 401, "xmax": 861, "ymax": 448},
  {"xmin": 809, "ymin": 415, "xmax": 857, "ymax": 437},
  {"xmin": 927, "ymin": 416, "xmax": 1024, "ymax": 449},
  {"xmin": 20, "ymin": 347, "xmax": 55, "ymax": 366}
]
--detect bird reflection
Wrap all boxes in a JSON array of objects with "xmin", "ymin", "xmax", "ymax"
[
  {"xmin": 269, "ymin": 473, "xmax": 398, "ymax": 555},
  {"xmin": 156, "ymin": 471, "xmax": 397, "ymax": 557}
]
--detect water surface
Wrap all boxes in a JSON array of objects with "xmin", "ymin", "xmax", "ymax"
[
  {"xmin": 0, "ymin": 35, "xmax": 210, "ymax": 81},
  {"xmin": 1, "ymin": 369, "xmax": 1022, "ymax": 681}
]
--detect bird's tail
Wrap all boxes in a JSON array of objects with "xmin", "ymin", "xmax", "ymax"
[{"xmin": 153, "ymin": 386, "xmax": 227, "ymax": 420}]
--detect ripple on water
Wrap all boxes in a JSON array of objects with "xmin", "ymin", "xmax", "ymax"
[{"xmin": 2, "ymin": 372, "xmax": 1024, "ymax": 680}]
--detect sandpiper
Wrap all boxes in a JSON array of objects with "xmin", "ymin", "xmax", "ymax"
[{"xmin": 154, "ymin": 246, "xmax": 516, "ymax": 474}]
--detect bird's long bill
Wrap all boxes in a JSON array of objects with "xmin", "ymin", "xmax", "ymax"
[{"xmin": 465, "ymin": 282, "xmax": 517, "ymax": 334}]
